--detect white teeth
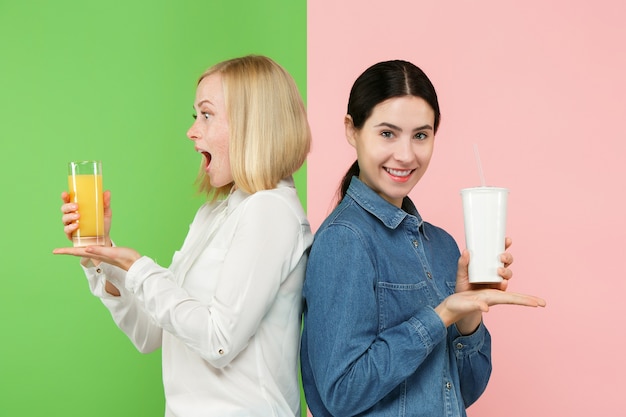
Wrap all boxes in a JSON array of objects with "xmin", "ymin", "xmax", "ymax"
[{"xmin": 386, "ymin": 168, "xmax": 412, "ymax": 177}]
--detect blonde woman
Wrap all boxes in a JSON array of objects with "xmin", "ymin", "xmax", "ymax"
[{"xmin": 55, "ymin": 55, "xmax": 313, "ymax": 417}]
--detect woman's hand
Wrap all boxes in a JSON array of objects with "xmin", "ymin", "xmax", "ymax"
[
  {"xmin": 439, "ymin": 237, "xmax": 545, "ymax": 334},
  {"xmin": 53, "ymin": 245, "xmax": 141, "ymax": 272},
  {"xmin": 60, "ymin": 190, "xmax": 113, "ymax": 246},
  {"xmin": 57, "ymin": 190, "xmax": 130, "ymax": 296},
  {"xmin": 434, "ymin": 287, "xmax": 546, "ymax": 330},
  {"xmin": 455, "ymin": 237, "xmax": 514, "ymax": 294}
]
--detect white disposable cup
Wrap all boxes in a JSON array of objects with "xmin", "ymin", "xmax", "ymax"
[{"xmin": 460, "ymin": 186, "xmax": 509, "ymax": 283}]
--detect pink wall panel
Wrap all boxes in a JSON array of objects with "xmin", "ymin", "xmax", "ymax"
[{"xmin": 307, "ymin": 0, "xmax": 626, "ymax": 415}]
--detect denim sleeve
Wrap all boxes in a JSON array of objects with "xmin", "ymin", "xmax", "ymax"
[
  {"xmin": 449, "ymin": 322, "xmax": 492, "ymax": 407},
  {"xmin": 302, "ymin": 224, "xmax": 448, "ymax": 416}
]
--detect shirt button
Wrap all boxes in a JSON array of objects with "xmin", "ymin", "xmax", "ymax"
[
  {"xmin": 426, "ymin": 272, "xmax": 432, "ymax": 279},
  {"xmin": 412, "ymin": 240, "xmax": 419, "ymax": 247},
  {"xmin": 456, "ymin": 343, "xmax": 464, "ymax": 350},
  {"xmin": 445, "ymin": 382, "xmax": 452, "ymax": 390},
  {"xmin": 96, "ymin": 268, "xmax": 102, "ymax": 274},
  {"xmin": 218, "ymin": 349, "xmax": 224, "ymax": 355}
]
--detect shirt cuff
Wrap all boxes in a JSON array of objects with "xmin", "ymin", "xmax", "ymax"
[
  {"xmin": 450, "ymin": 321, "xmax": 488, "ymax": 357},
  {"xmin": 407, "ymin": 307, "xmax": 448, "ymax": 352},
  {"xmin": 125, "ymin": 256, "xmax": 156, "ymax": 293},
  {"xmin": 81, "ymin": 260, "xmax": 126, "ymax": 298}
]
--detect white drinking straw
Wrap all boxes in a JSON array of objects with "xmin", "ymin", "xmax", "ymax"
[{"xmin": 473, "ymin": 144, "xmax": 486, "ymax": 187}]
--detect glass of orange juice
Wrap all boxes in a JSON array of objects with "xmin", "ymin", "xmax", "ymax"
[{"xmin": 68, "ymin": 160, "xmax": 105, "ymax": 247}]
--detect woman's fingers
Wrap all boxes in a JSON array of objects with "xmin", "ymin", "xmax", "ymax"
[
  {"xmin": 62, "ymin": 210, "xmax": 79, "ymax": 225},
  {"xmin": 482, "ymin": 288, "xmax": 546, "ymax": 308},
  {"xmin": 437, "ymin": 288, "xmax": 546, "ymax": 327},
  {"xmin": 500, "ymin": 252, "xmax": 513, "ymax": 268},
  {"xmin": 52, "ymin": 247, "xmax": 89, "ymax": 257},
  {"xmin": 53, "ymin": 245, "xmax": 141, "ymax": 271},
  {"xmin": 60, "ymin": 192, "xmax": 78, "ymax": 240}
]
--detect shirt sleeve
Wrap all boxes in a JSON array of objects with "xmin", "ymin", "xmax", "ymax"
[
  {"xmin": 449, "ymin": 321, "xmax": 492, "ymax": 406},
  {"xmin": 124, "ymin": 192, "xmax": 307, "ymax": 368},
  {"xmin": 302, "ymin": 224, "xmax": 448, "ymax": 415},
  {"xmin": 81, "ymin": 260, "xmax": 163, "ymax": 353}
]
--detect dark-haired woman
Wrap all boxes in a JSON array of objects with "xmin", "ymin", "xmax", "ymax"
[{"xmin": 300, "ymin": 60, "xmax": 545, "ymax": 417}]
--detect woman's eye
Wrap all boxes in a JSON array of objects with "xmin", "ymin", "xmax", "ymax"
[
  {"xmin": 192, "ymin": 112, "xmax": 211, "ymax": 120},
  {"xmin": 381, "ymin": 131, "xmax": 393, "ymax": 138},
  {"xmin": 414, "ymin": 132, "xmax": 427, "ymax": 140}
]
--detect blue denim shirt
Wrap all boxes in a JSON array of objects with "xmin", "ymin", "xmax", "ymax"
[{"xmin": 301, "ymin": 177, "xmax": 492, "ymax": 417}]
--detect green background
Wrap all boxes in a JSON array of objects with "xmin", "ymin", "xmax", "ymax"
[{"xmin": 0, "ymin": 1, "xmax": 307, "ymax": 415}]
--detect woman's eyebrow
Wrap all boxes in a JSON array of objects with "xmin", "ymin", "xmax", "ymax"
[
  {"xmin": 373, "ymin": 122, "xmax": 433, "ymax": 132},
  {"xmin": 194, "ymin": 99, "xmax": 214, "ymax": 108}
]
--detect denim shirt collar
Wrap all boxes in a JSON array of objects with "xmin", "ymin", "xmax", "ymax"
[{"xmin": 346, "ymin": 176, "xmax": 428, "ymax": 238}]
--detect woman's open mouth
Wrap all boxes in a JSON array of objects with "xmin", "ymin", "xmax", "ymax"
[{"xmin": 201, "ymin": 151, "xmax": 212, "ymax": 170}]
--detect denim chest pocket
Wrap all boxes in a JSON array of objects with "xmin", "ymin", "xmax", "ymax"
[{"xmin": 377, "ymin": 280, "xmax": 438, "ymax": 332}]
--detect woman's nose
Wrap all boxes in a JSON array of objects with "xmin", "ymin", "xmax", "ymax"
[
  {"xmin": 187, "ymin": 121, "xmax": 199, "ymax": 141},
  {"xmin": 393, "ymin": 138, "xmax": 414, "ymax": 162}
]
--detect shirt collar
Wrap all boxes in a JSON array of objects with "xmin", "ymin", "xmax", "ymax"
[
  {"xmin": 226, "ymin": 176, "xmax": 296, "ymax": 213},
  {"xmin": 346, "ymin": 176, "xmax": 426, "ymax": 234}
]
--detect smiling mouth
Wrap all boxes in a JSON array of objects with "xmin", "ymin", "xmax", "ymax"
[{"xmin": 385, "ymin": 167, "xmax": 414, "ymax": 178}]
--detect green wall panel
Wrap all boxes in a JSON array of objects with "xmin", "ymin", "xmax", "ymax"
[{"xmin": 0, "ymin": 1, "xmax": 307, "ymax": 415}]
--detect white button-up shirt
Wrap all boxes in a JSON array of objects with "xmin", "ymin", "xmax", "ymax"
[{"xmin": 83, "ymin": 177, "xmax": 313, "ymax": 416}]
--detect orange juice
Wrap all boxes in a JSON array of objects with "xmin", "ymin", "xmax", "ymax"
[{"xmin": 68, "ymin": 169, "xmax": 105, "ymax": 247}]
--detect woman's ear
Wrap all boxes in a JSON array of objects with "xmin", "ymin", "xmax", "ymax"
[{"xmin": 345, "ymin": 115, "xmax": 357, "ymax": 149}]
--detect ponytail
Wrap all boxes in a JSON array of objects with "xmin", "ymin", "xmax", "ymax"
[{"xmin": 336, "ymin": 160, "xmax": 360, "ymax": 205}]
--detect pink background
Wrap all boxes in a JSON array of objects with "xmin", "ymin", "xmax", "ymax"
[{"xmin": 307, "ymin": 0, "xmax": 626, "ymax": 415}]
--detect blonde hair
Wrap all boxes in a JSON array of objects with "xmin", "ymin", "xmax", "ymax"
[{"xmin": 196, "ymin": 55, "xmax": 311, "ymax": 199}]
